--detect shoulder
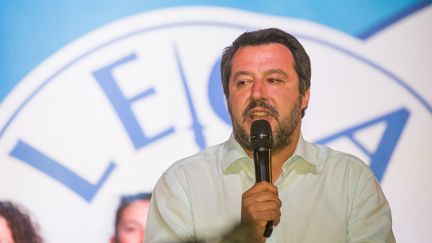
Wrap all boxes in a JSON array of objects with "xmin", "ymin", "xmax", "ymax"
[
  {"xmin": 306, "ymin": 142, "xmax": 385, "ymax": 202},
  {"xmin": 169, "ymin": 143, "xmax": 222, "ymax": 170},
  {"xmin": 159, "ymin": 141, "xmax": 226, "ymax": 182},
  {"xmin": 152, "ymin": 141, "xmax": 227, "ymax": 197},
  {"xmin": 307, "ymin": 141, "xmax": 375, "ymax": 179}
]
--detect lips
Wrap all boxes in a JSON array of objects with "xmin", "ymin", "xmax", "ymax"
[
  {"xmin": 243, "ymin": 108, "xmax": 277, "ymax": 122},
  {"xmin": 251, "ymin": 110, "xmax": 268, "ymax": 117},
  {"xmin": 241, "ymin": 99, "xmax": 279, "ymax": 122}
]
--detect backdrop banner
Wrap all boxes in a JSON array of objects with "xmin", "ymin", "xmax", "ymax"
[{"xmin": 1, "ymin": 2, "xmax": 431, "ymax": 243}]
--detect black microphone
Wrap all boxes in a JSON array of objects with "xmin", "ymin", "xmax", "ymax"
[{"xmin": 250, "ymin": 119, "xmax": 273, "ymax": 238}]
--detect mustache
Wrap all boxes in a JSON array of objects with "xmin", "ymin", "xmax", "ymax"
[{"xmin": 242, "ymin": 99, "xmax": 279, "ymax": 122}]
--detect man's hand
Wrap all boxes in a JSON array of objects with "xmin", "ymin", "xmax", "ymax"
[{"xmin": 241, "ymin": 181, "xmax": 281, "ymax": 242}]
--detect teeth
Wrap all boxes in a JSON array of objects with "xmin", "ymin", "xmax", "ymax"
[{"xmin": 252, "ymin": 111, "xmax": 268, "ymax": 116}]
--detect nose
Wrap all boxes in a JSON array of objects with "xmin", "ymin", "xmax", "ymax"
[{"xmin": 250, "ymin": 79, "xmax": 267, "ymax": 100}]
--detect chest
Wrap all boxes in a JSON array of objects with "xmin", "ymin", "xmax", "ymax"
[{"xmin": 188, "ymin": 171, "xmax": 351, "ymax": 242}]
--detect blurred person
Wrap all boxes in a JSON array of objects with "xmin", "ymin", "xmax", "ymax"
[
  {"xmin": 145, "ymin": 28, "xmax": 395, "ymax": 243},
  {"xmin": 0, "ymin": 200, "xmax": 43, "ymax": 243},
  {"xmin": 110, "ymin": 193, "xmax": 151, "ymax": 243}
]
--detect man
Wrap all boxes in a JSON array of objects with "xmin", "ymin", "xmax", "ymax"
[
  {"xmin": 111, "ymin": 193, "xmax": 151, "ymax": 243},
  {"xmin": 145, "ymin": 28, "xmax": 395, "ymax": 243}
]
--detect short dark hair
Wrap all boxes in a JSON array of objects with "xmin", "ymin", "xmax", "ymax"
[
  {"xmin": 112, "ymin": 192, "xmax": 152, "ymax": 243},
  {"xmin": 0, "ymin": 201, "xmax": 43, "ymax": 243},
  {"xmin": 221, "ymin": 28, "xmax": 311, "ymax": 115}
]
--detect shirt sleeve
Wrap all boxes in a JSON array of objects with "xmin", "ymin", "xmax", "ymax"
[
  {"xmin": 347, "ymin": 168, "xmax": 396, "ymax": 243},
  {"xmin": 144, "ymin": 169, "xmax": 196, "ymax": 243}
]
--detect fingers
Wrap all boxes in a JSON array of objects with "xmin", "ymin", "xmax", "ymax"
[
  {"xmin": 241, "ymin": 182, "xmax": 281, "ymax": 241},
  {"xmin": 244, "ymin": 202, "xmax": 281, "ymax": 225},
  {"xmin": 241, "ymin": 182, "xmax": 282, "ymax": 226},
  {"xmin": 245, "ymin": 181, "xmax": 279, "ymax": 195},
  {"xmin": 242, "ymin": 182, "xmax": 281, "ymax": 210}
]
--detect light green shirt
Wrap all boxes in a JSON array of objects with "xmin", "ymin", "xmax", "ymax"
[{"xmin": 145, "ymin": 134, "xmax": 395, "ymax": 243}]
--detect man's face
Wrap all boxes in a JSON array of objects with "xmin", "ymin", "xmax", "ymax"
[
  {"xmin": 227, "ymin": 43, "xmax": 310, "ymax": 153},
  {"xmin": 114, "ymin": 200, "xmax": 150, "ymax": 243}
]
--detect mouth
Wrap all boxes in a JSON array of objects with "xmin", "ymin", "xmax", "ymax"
[
  {"xmin": 244, "ymin": 109, "xmax": 275, "ymax": 122},
  {"xmin": 241, "ymin": 99, "xmax": 279, "ymax": 124},
  {"xmin": 251, "ymin": 110, "xmax": 271, "ymax": 119}
]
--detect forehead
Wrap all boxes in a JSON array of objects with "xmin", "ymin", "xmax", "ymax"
[
  {"xmin": 231, "ymin": 43, "xmax": 295, "ymax": 69},
  {"xmin": 120, "ymin": 200, "xmax": 150, "ymax": 223}
]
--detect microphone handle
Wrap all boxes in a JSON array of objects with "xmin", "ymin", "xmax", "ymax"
[
  {"xmin": 264, "ymin": 221, "xmax": 273, "ymax": 237},
  {"xmin": 253, "ymin": 149, "xmax": 271, "ymax": 183}
]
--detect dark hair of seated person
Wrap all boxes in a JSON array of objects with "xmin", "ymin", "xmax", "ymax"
[{"xmin": 0, "ymin": 200, "xmax": 43, "ymax": 243}]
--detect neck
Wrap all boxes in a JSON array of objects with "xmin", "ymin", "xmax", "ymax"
[
  {"xmin": 245, "ymin": 128, "xmax": 301, "ymax": 182},
  {"xmin": 270, "ymin": 131, "xmax": 299, "ymax": 181}
]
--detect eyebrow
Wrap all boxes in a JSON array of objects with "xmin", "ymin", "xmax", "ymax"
[
  {"xmin": 120, "ymin": 220, "xmax": 144, "ymax": 227},
  {"xmin": 265, "ymin": 69, "xmax": 289, "ymax": 77},
  {"xmin": 231, "ymin": 69, "xmax": 289, "ymax": 82},
  {"xmin": 231, "ymin": 71, "xmax": 253, "ymax": 81}
]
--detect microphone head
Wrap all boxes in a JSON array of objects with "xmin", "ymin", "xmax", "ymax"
[{"xmin": 250, "ymin": 120, "xmax": 273, "ymax": 150}]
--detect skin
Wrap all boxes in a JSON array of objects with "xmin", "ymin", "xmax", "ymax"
[
  {"xmin": 111, "ymin": 200, "xmax": 150, "ymax": 243},
  {"xmin": 0, "ymin": 216, "xmax": 14, "ymax": 243},
  {"xmin": 227, "ymin": 43, "xmax": 310, "ymax": 242}
]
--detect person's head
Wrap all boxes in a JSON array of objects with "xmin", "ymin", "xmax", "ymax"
[
  {"xmin": 221, "ymin": 28, "xmax": 311, "ymax": 153},
  {"xmin": 0, "ymin": 201, "xmax": 43, "ymax": 243},
  {"xmin": 111, "ymin": 193, "xmax": 151, "ymax": 243}
]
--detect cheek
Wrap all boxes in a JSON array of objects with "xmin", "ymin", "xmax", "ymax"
[
  {"xmin": 119, "ymin": 231, "xmax": 143, "ymax": 243},
  {"xmin": 228, "ymin": 94, "xmax": 246, "ymax": 114}
]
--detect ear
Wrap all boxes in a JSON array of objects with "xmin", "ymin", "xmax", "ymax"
[{"xmin": 301, "ymin": 88, "xmax": 310, "ymax": 110}]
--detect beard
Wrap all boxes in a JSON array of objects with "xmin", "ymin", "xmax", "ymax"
[{"xmin": 229, "ymin": 95, "xmax": 303, "ymax": 154}]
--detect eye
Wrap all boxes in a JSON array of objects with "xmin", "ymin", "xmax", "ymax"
[
  {"xmin": 268, "ymin": 78, "xmax": 282, "ymax": 84},
  {"xmin": 119, "ymin": 222, "xmax": 142, "ymax": 234},
  {"xmin": 121, "ymin": 224, "xmax": 139, "ymax": 233},
  {"xmin": 235, "ymin": 79, "xmax": 248, "ymax": 87}
]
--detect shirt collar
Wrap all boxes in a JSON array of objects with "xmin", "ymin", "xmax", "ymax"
[
  {"xmin": 283, "ymin": 134, "xmax": 324, "ymax": 174},
  {"xmin": 222, "ymin": 133, "xmax": 324, "ymax": 176},
  {"xmin": 222, "ymin": 135, "xmax": 253, "ymax": 176}
]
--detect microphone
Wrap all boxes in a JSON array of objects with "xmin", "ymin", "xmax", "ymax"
[{"xmin": 250, "ymin": 119, "xmax": 273, "ymax": 238}]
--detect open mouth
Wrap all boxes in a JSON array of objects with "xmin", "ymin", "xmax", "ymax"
[
  {"xmin": 244, "ymin": 108, "xmax": 277, "ymax": 122},
  {"xmin": 250, "ymin": 111, "xmax": 272, "ymax": 120},
  {"xmin": 242, "ymin": 99, "xmax": 279, "ymax": 123}
]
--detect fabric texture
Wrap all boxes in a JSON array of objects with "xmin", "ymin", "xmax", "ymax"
[{"xmin": 145, "ymin": 134, "xmax": 395, "ymax": 243}]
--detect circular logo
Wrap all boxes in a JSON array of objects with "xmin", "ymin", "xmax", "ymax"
[{"xmin": 0, "ymin": 7, "xmax": 430, "ymax": 242}]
